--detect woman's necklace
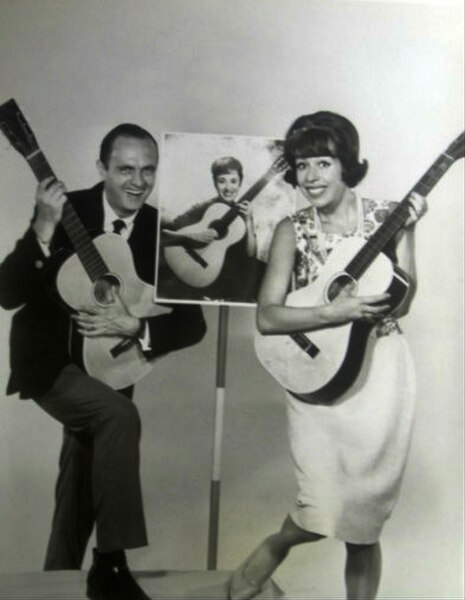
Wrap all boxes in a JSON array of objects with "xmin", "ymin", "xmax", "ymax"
[
  {"xmin": 313, "ymin": 192, "xmax": 362, "ymax": 262},
  {"xmin": 316, "ymin": 191, "xmax": 360, "ymax": 235}
]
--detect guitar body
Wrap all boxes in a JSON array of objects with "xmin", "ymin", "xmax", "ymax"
[
  {"xmin": 164, "ymin": 203, "xmax": 247, "ymax": 287},
  {"xmin": 254, "ymin": 237, "xmax": 411, "ymax": 404},
  {"xmin": 57, "ymin": 233, "xmax": 170, "ymax": 389}
]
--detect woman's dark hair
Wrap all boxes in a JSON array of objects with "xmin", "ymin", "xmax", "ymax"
[
  {"xmin": 211, "ymin": 156, "xmax": 244, "ymax": 184},
  {"xmin": 99, "ymin": 123, "xmax": 158, "ymax": 167},
  {"xmin": 283, "ymin": 111, "xmax": 368, "ymax": 188}
]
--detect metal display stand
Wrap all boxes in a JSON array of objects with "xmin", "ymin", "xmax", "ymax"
[{"xmin": 207, "ymin": 305, "xmax": 229, "ymax": 570}]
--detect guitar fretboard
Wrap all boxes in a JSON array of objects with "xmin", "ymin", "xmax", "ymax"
[
  {"xmin": 27, "ymin": 150, "xmax": 109, "ymax": 281},
  {"xmin": 345, "ymin": 151, "xmax": 456, "ymax": 281}
]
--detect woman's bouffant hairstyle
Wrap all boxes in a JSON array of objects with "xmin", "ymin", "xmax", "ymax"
[
  {"xmin": 283, "ymin": 111, "xmax": 368, "ymax": 188},
  {"xmin": 211, "ymin": 156, "xmax": 244, "ymax": 184}
]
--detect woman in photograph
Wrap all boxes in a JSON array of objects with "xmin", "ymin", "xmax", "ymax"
[
  {"xmin": 228, "ymin": 111, "xmax": 427, "ymax": 599},
  {"xmin": 160, "ymin": 156, "xmax": 263, "ymax": 303}
]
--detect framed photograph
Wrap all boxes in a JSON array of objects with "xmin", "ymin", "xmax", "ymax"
[{"xmin": 155, "ymin": 132, "xmax": 295, "ymax": 305}]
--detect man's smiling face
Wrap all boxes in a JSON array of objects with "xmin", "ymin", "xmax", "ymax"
[{"xmin": 98, "ymin": 135, "xmax": 158, "ymax": 218}]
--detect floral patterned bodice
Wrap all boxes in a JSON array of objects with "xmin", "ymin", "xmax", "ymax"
[{"xmin": 291, "ymin": 194, "xmax": 402, "ymax": 337}]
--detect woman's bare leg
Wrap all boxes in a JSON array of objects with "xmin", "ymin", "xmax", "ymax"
[
  {"xmin": 229, "ymin": 515, "xmax": 324, "ymax": 600},
  {"xmin": 345, "ymin": 542, "xmax": 382, "ymax": 600}
]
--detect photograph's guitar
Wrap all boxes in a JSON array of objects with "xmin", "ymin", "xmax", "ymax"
[
  {"xmin": 163, "ymin": 155, "xmax": 288, "ymax": 288},
  {"xmin": 255, "ymin": 131, "xmax": 464, "ymax": 404},
  {"xmin": 0, "ymin": 98, "xmax": 169, "ymax": 390}
]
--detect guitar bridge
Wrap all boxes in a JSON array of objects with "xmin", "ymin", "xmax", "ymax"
[
  {"xmin": 184, "ymin": 247, "xmax": 208, "ymax": 269},
  {"xmin": 291, "ymin": 332, "xmax": 320, "ymax": 358},
  {"xmin": 111, "ymin": 337, "xmax": 137, "ymax": 358}
]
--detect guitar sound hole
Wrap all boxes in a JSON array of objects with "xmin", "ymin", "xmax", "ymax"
[
  {"xmin": 326, "ymin": 273, "xmax": 356, "ymax": 303},
  {"xmin": 93, "ymin": 274, "xmax": 121, "ymax": 306}
]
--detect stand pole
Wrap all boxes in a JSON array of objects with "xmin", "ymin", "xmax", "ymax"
[{"xmin": 207, "ymin": 304, "xmax": 229, "ymax": 570}]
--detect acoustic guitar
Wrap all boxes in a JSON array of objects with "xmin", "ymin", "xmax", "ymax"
[
  {"xmin": 255, "ymin": 131, "xmax": 464, "ymax": 404},
  {"xmin": 0, "ymin": 98, "xmax": 169, "ymax": 390},
  {"xmin": 163, "ymin": 155, "xmax": 288, "ymax": 288}
]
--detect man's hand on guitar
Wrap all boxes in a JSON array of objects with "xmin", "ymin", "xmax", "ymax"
[
  {"xmin": 73, "ymin": 291, "xmax": 141, "ymax": 339},
  {"xmin": 32, "ymin": 177, "xmax": 67, "ymax": 243}
]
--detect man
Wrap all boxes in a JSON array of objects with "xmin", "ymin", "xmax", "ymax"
[{"xmin": 0, "ymin": 124, "xmax": 206, "ymax": 600}]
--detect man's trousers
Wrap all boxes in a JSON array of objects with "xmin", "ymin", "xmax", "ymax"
[{"xmin": 33, "ymin": 363, "xmax": 148, "ymax": 570}]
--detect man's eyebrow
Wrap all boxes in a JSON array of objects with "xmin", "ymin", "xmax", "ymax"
[{"xmin": 116, "ymin": 163, "xmax": 156, "ymax": 170}]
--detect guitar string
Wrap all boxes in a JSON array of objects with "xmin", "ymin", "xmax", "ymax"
[{"xmin": 347, "ymin": 154, "xmax": 454, "ymax": 279}]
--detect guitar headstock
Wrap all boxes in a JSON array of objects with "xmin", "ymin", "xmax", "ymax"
[
  {"xmin": 271, "ymin": 154, "xmax": 289, "ymax": 175},
  {"xmin": 0, "ymin": 98, "xmax": 39, "ymax": 159},
  {"xmin": 445, "ymin": 131, "xmax": 465, "ymax": 161}
]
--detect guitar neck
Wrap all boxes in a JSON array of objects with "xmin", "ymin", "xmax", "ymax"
[
  {"xmin": 26, "ymin": 147, "xmax": 57, "ymax": 182},
  {"xmin": 346, "ymin": 150, "xmax": 456, "ymax": 280},
  {"xmin": 240, "ymin": 166, "xmax": 279, "ymax": 204},
  {"xmin": 27, "ymin": 149, "xmax": 108, "ymax": 281}
]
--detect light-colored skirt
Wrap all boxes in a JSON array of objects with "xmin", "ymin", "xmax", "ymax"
[{"xmin": 287, "ymin": 330, "xmax": 416, "ymax": 544}]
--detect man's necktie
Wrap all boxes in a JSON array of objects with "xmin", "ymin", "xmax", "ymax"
[{"xmin": 112, "ymin": 219, "xmax": 126, "ymax": 235}]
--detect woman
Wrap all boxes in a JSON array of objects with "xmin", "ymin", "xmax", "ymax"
[{"xmin": 228, "ymin": 112, "xmax": 427, "ymax": 600}]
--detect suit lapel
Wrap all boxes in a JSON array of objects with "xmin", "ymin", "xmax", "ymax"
[{"xmin": 75, "ymin": 183, "xmax": 105, "ymax": 233}]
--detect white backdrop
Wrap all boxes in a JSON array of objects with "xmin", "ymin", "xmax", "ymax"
[{"xmin": 0, "ymin": 1, "xmax": 463, "ymax": 598}]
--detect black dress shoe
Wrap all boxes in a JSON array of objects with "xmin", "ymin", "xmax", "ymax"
[{"xmin": 86, "ymin": 548, "xmax": 151, "ymax": 600}]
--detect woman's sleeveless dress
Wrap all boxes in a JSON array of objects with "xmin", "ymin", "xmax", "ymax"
[{"xmin": 287, "ymin": 194, "xmax": 416, "ymax": 544}]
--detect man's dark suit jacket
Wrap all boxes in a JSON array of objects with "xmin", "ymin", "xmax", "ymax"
[{"xmin": 0, "ymin": 182, "xmax": 206, "ymax": 398}]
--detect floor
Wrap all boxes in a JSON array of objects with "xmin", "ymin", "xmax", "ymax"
[{"xmin": 0, "ymin": 570, "xmax": 284, "ymax": 600}]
